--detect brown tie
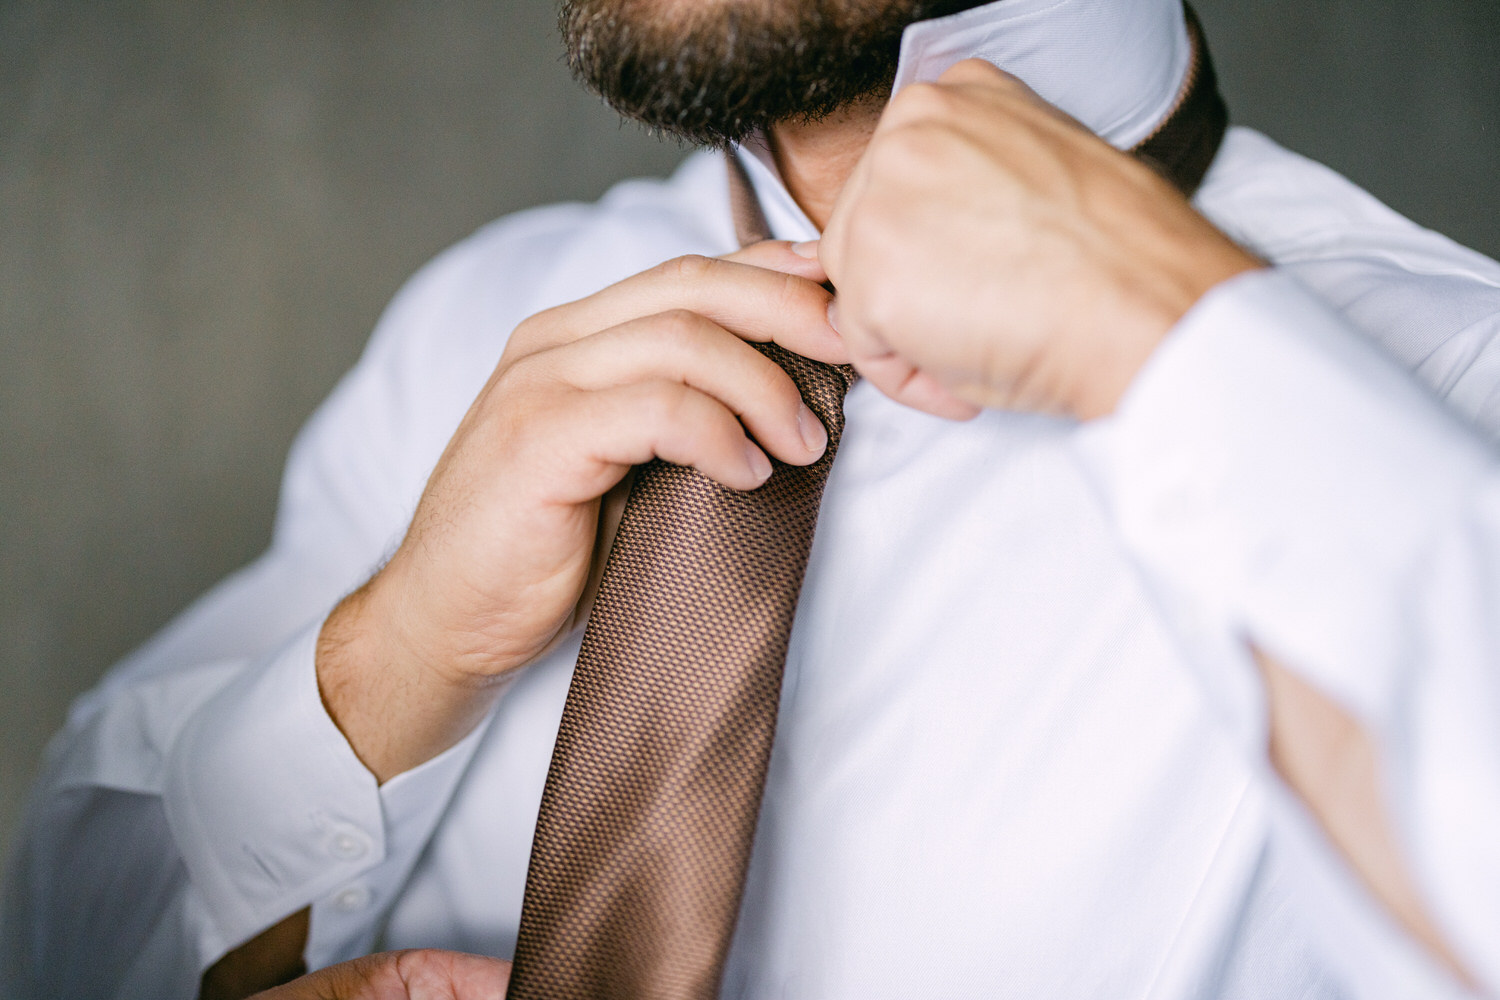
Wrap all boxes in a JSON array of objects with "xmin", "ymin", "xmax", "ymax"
[{"xmin": 508, "ymin": 7, "xmax": 1226, "ymax": 998}]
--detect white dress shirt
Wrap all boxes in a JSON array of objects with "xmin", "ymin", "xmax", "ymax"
[{"xmin": 5, "ymin": 1, "xmax": 1499, "ymax": 997}]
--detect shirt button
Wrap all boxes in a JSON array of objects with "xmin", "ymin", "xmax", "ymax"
[
  {"xmin": 331, "ymin": 883, "xmax": 372, "ymax": 913},
  {"xmin": 328, "ymin": 829, "xmax": 371, "ymax": 861}
]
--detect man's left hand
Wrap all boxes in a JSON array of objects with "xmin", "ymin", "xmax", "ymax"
[{"xmin": 818, "ymin": 58, "xmax": 1261, "ymax": 421}]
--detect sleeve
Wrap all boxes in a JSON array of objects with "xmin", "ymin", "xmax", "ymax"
[
  {"xmin": 1073, "ymin": 269, "xmax": 1500, "ymax": 994},
  {"xmin": 0, "ymin": 246, "xmax": 498, "ymax": 998}
]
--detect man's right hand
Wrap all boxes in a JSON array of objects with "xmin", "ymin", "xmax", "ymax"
[
  {"xmin": 248, "ymin": 949, "xmax": 510, "ymax": 1000},
  {"xmin": 317, "ymin": 241, "xmax": 844, "ymax": 782}
]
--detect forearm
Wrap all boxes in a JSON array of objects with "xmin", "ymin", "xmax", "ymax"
[{"xmin": 316, "ymin": 582, "xmax": 509, "ymax": 785}]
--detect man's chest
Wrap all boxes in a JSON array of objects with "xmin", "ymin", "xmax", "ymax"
[{"xmin": 384, "ymin": 390, "xmax": 1300, "ymax": 994}]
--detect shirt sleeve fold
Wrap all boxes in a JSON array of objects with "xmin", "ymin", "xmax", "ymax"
[
  {"xmin": 160, "ymin": 621, "xmax": 378, "ymax": 951},
  {"xmin": 0, "ymin": 238, "xmax": 507, "ymax": 997},
  {"xmin": 1075, "ymin": 268, "xmax": 1500, "ymax": 992},
  {"xmin": 2, "ymin": 610, "xmax": 490, "ymax": 998}
]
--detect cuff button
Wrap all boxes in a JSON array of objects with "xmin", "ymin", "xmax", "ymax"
[
  {"xmin": 331, "ymin": 883, "xmax": 373, "ymax": 913},
  {"xmin": 329, "ymin": 829, "xmax": 371, "ymax": 861}
]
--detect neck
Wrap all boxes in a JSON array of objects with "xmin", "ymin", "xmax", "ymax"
[{"xmin": 766, "ymin": 95, "xmax": 885, "ymax": 232}]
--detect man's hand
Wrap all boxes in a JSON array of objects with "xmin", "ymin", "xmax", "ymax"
[
  {"xmin": 249, "ymin": 950, "xmax": 510, "ymax": 1000},
  {"xmin": 319, "ymin": 242, "xmax": 844, "ymax": 782},
  {"xmin": 818, "ymin": 58, "xmax": 1261, "ymax": 421}
]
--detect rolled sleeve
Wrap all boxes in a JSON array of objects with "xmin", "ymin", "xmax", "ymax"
[
  {"xmin": 161, "ymin": 619, "xmax": 487, "ymax": 960},
  {"xmin": 1078, "ymin": 268, "xmax": 1493, "ymax": 726},
  {"xmin": 1076, "ymin": 267, "xmax": 1500, "ymax": 991},
  {"xmin": 306, "ymin": 691, "xmax": 495, "ymax": 969}
]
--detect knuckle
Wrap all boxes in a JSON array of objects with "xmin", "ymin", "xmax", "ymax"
[
  {"xmin": 520, "ymin": 301, "xmax": 572, "ymax": 340},
  {"xmin": 889, "ymin": 81, "xmax": 957, "ymax": 123},
  {"xmin": 941, "ymin": 57, "xmax": 1005, "ymax": 86},
  {"xmin": 478, "ymin": 374, "xmax": 545, "ymax": 443},
  {"xmin": 392, "ymin": 949, "xmax": 438, "ymax": 980},
  {"xmin": 492, "ymin": 352, "xmax": 548, "ymax": 397},
  {"xmin": 758, "ymin": 353, "xmax": 804, "ymax": 408},
  {"xmin": 658, "ymin": 253, "xmax": 715, "ymax": 285},
  {"xmin": 857, "ymin": 281, "xmax": 904, "ymax": 338},
  {"xmin": 870, "ymin": 122, "xmax": 945, "ymax": 178},
  {"xmin": 650, "ymin": 307, "xmax": 706, "ymax": 346},
  {"xmin": 643, "ymin": 381, "xmax": 695, "ymax": 426},
  {"xmin": 837, "ymin": 188, "xmax": 898, "ymax": 261},
  {"xmin": 771, "ymin": 268, "xmax": 817, "ymax": 319}
]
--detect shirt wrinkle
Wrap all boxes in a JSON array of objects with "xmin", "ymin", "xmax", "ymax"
[{"xmin": 6, "ymin": 2, "xmax": 1500, "ymax": 996}]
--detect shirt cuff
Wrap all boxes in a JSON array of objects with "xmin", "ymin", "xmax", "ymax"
[
  {"xmin": 1074, "ymin": 268, "xmax": 1493, "ymax": 731},
  {"xmin": 161, "ymin": 617, "xmax": 487, "ymax": 957}
]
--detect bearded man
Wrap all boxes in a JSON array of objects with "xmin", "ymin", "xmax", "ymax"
[{"xmin": 5, "ymin": 0, "xmax": 1499, "ymax": 998}]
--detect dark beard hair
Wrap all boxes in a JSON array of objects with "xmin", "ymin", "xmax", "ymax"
[{"xmin": 559, "ymin": 0, "xmax": 991, "ymax": 148}]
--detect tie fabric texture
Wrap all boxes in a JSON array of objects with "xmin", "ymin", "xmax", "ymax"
[{"xmin": 507, "ymin": 7, "xmax": 1227, "ymax": 999}]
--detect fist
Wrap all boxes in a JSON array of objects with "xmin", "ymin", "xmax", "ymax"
[
  {"xmin": 819, "ymin": 58, "xmax": 1261, "ymax": 420},
  {"xmin": 317, "ymin": 242, "xmax": 844, "ymax": 781}
]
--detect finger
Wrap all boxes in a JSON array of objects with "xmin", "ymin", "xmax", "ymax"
[
  {"xmin": 818, "ymin": 146, "xmax": 876, "ymax": 291},
  {"xmin": 535, "ymin": 309, "xmax": 828, "ymax": 466},
  {"xmin": 936, "ymin": 59, "xmax": 1098, "ymax": 144},
  {"xmin": 830, "ymin": 302, "xmax": 982, "ymax": 420},
  {"xmin": 393, "ymin": 949, "xmax": 511, "ymax": 999},
  {"xmin": 525, "ymin": 254, "xmax": 847, "ymax": 364},
  {"xmin": 936, "ymin": 59, "xmax": 1065, "ymax": 121},
  {"xmin": 935, "ymin": 57, "xmax": 1013, "ymax": 88},
  {"xmin": 247, "ymin": 952, "xmax": 390, "ymax": 999},
  {"xmin": 722, "ymin": 238, "xmax": 829, "ymax": 287},
  {"xmin": 551, "ymin": 380, "xmax": 785, "ymax": 498},
  {"xmin": 852, "ymin": 349, "xmax": 983, "ymax": 421}
]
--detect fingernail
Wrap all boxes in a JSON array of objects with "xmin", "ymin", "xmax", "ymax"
[
  {"xmin": 798, "ymin": 404, "xmax": 828, "ymax": 455},
  {"xmin": 826, "ymin": 300, "xmax": 842, "ymax": 334},
  {"xmin": 746, "ymin": 444, "xmax": 773, "ymax": 483},
  {"xmin": 790, "ymin": 239, "xmax": 820, "ymax": 259}
]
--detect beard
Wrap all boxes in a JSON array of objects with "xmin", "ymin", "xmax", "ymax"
[{"xmin": 559, "ymin": 0, "xmax": 991, "ymax": 147}]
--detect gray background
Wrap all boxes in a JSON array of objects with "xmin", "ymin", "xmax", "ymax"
[{"xmin": 1, "ymin": 0, "xmax": 1496, "ymax": 858}]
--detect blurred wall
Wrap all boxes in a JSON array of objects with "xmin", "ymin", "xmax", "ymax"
[{"xmin": 1, "ymin": 1, "xmax": 1496, "ymax": 856}]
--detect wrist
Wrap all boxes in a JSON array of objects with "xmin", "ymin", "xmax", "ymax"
[
  {"xmin": 1072, "ymin": 244, "xmax": 1264, "ymax": 421},
  {"xmin": 316, "ymin": 578, "xmax": 504, "ymax": 783}
]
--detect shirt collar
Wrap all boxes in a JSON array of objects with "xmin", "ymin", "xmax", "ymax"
[{"xmin": 736, "ymin": 0, "xmax": 1192, "ymax": 241}]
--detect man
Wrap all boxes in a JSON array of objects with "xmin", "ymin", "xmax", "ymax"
[{"xmin": 4, "ymin": 0, "xmax": 1498, "ymax": 997}]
